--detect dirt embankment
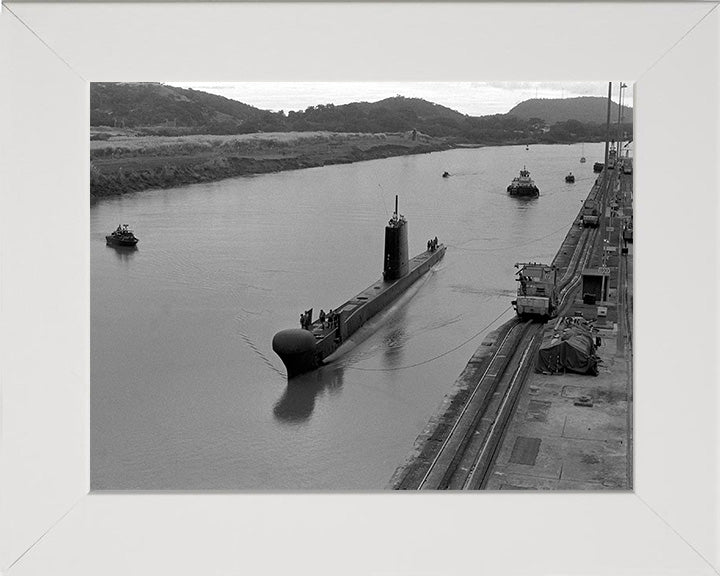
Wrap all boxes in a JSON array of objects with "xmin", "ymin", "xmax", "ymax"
[{"xmin": 90, "ymin": 131, "xmax": 452, "ymax": 200}]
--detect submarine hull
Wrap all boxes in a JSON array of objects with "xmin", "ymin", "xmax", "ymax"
[{"xmin": 273, "ymin": 245, "xmax": 446, "ymax": 378}]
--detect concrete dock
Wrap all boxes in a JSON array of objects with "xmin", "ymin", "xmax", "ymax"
[
  {"xmin": 391, "ymin": 161, "xmax": 633, "ymax": 490},
  {"xmin": 487, "ymin": 167, "xmax": 633, "ymax": 490}
]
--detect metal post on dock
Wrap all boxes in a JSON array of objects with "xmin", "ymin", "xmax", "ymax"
[
  {"xmin": 604, "ymin": 82, "xmax": 612, "ymax": 168},
  {"xmin": 616, "ymin": 83, "xmax": 622, "ymax": 157},
  {"xmin": 620, "ymin": 84, "xmax": 627, "ymax": 156},
  {"xmin": 616, "ymin": 83, "xmax": 626, "ymax": 158}
]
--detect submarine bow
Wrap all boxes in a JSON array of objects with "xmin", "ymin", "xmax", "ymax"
[{"xmin": 272, "ymin": 329, "xmax": 319, "ymax": 379}]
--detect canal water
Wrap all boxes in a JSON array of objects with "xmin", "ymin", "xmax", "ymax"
[{"xmin": 91, "ymin": 142, "xmax": 604, "ymax": 490}]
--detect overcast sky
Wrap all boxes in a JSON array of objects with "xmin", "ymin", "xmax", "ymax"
[{"xmin": 166, "ymin": 82, "xmax": 634, "ymax": 117}]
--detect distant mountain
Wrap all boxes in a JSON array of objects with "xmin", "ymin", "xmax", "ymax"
[
  {"xmin": 283, "ymin": 96, "xmax": 467, "ymax": 134},
  {"xmin": 508, "ymin": 97, "xmax": 633, "ymax": 125},
  {"xmin": 90, "ymin": 84, "xmax": 632, "ymax": 144},
  {"xmin": 353, "ymin": 96, "xmax": 465, "ymax": 121},
  {"xmin": 91, "ymin": 83, "xmax": 268, "ymax": 133}
]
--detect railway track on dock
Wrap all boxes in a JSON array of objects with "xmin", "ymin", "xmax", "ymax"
[
  {"xmin": 417, "ymin": 319, "xmax": 541, "ymax": 489},
  {"xmin": 412, "ymin": 174, "xmax": 610, "ymax": 490}
]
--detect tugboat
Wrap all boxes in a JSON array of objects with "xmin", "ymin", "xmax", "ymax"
[
  {"xmin": 106, "ymin": 224, "xmax": 139, "ymax": 246},
  {"xmin": 507, "ymin": 167, "xmax": 539, "ymax": 197},
  {"xmin": 565, "ymin": 172, "xmax": 575, "ymax": 183}
]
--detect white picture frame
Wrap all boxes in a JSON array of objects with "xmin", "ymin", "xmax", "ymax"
[{"xmin": 1, "ymin": 2, "xmax": 718, "ymax": 574}]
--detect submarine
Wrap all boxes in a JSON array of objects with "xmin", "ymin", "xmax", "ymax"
[{"xmin": 272, "ymin": 196, "xmax": 446, "ymax": 378}]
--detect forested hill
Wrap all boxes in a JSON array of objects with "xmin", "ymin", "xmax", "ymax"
[
  {"xmin": 90, "ymin": 84, "xmax": 469, "ymax": 136},
  {"xmin": 508, "ymin": 97, "xmax": 633, "ymax": 125},
  {"xmin": 90, "ymin": 83, "xmax": 268, "ymax": 133},
  {"xmin": 91, "ymin": 83, "xmax": 633, "ymax": 144}
]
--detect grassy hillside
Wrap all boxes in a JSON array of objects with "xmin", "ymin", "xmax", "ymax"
[{"xmin": 90, "ymin": 131, "xmax": 451, "ymax": 200}]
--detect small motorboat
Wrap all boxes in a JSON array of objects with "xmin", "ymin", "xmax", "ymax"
[
  {"xmin": 442, "ymin": 171, "xmax": 450, "ymax": 178},
  {"xmin": 565, "ymin": 172, "xmax": 575, "ymax": 183},
  {"xmin": 106, "ymin": 224, "xmax": 139, "ymax": 246}
]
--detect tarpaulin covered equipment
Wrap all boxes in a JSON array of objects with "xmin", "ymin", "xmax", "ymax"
[{"xmin": 535, "ymin": 318, "xmax": 599, "ymax": 376}]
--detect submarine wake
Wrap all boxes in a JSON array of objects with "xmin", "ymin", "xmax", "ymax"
[{"xmin": 324, "ymin": 265, "xmax": 435, "ymax": 366}]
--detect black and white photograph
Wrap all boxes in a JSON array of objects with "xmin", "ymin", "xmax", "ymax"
[
  {"xmin": 90, "ymin": 81, "xmax": 634, "ymax": 491},
  {"xmin": 6, "ymin": 0, "xmax": 720, "ymax": 573}
]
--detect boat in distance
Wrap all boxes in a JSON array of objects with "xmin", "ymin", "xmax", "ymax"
[
  {"xmin": 106, "ymin": 224, "xmax": 139, "ymax": 246},
  {"xmin": 507, "ymin": 167, "xmax": 539, "ymax": 197},
  {"xmin": 272, "ymin": 196, "xmax": 446, "ymax": 379},
  {"xmin": 565, "ymin": 172, "xmax": 575, "ymax": 183}
]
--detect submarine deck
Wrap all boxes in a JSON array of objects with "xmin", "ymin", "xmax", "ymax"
[{"xmin": 306, "ymin": 246, "xmax": 446, "ymax": 350}]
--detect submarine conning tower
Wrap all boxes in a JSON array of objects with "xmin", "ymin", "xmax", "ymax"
[{"xmin": 383, "ymin": 195, "xmax": 409, "ymax": 281}]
